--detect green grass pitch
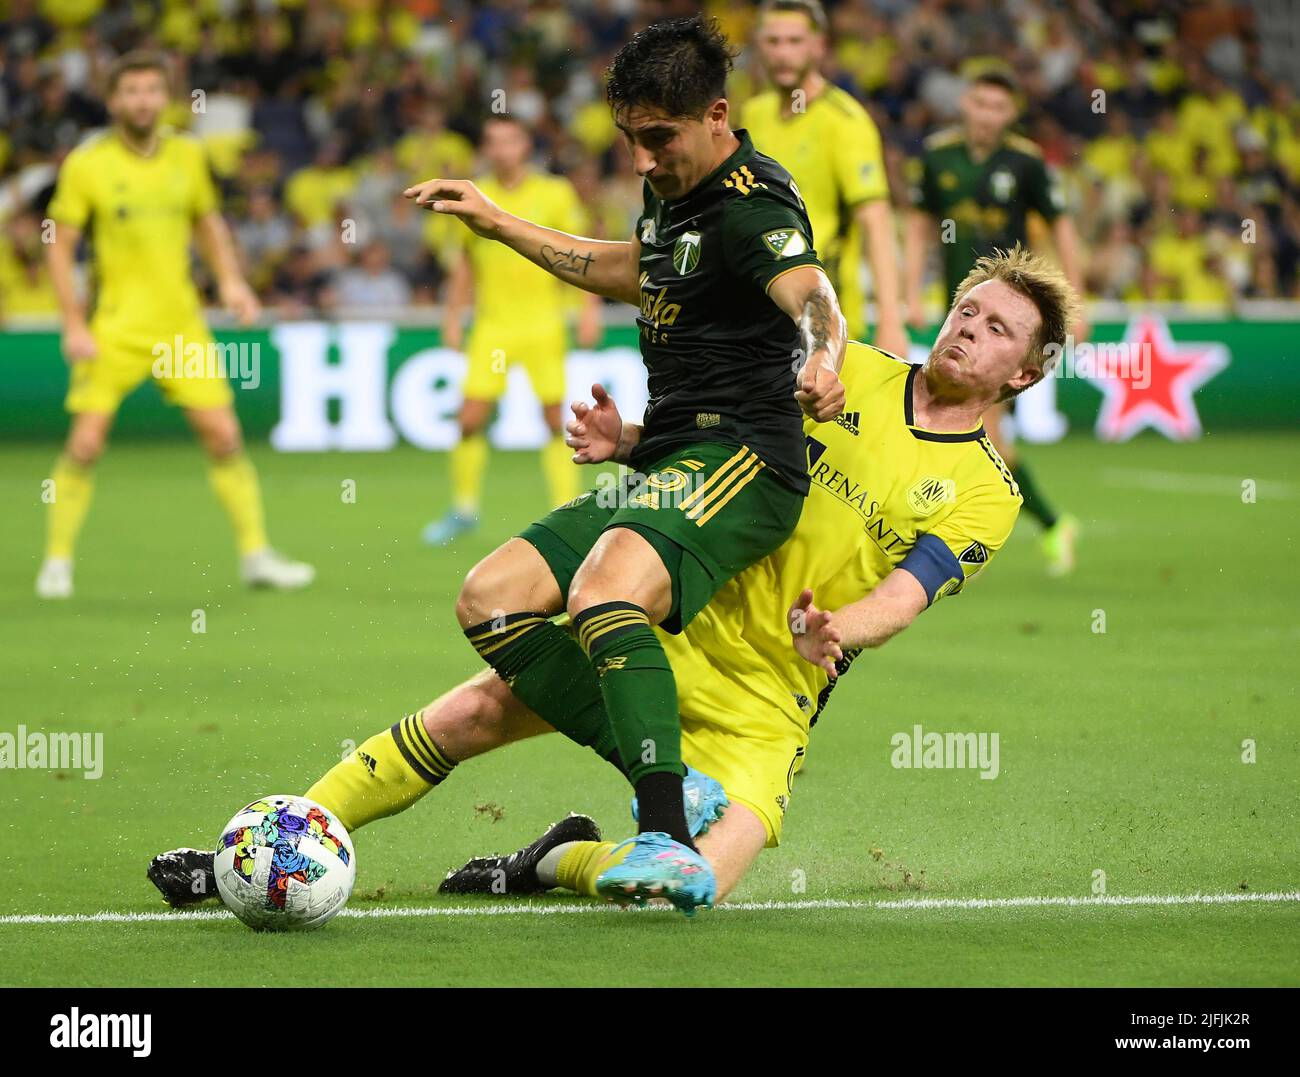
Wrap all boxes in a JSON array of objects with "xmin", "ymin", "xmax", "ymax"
[{"xmin": 0, "ymin": 433, "xmax": 1296, "ymax": 986}]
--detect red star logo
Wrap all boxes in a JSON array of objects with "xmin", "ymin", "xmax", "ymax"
[{"xmin": 1084, "ymin": 314, "xmax": 1229, "ymax": 441}]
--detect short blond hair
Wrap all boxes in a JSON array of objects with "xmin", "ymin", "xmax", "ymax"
[{"xmin": 952, "ymin": 245, "xmax": 1080, "ymax": 401}]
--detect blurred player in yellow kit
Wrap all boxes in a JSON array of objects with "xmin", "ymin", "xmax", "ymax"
[
  {"xmin": 423, "ymin": 115, "xmax": 601, "ymax": 545},
  {"xmin": 743, "ymin": 0, "xmax": 908, "ymax": 356},
  {"xmin": 37, "ymin": 52, "xmax": 313, "ymax": 599}
]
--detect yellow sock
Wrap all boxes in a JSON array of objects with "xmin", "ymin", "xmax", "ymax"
[
  {"xmin": 556, "ymin": 839, "xmax": 623, "ymax": 897},
  {"xmin": 450, "ymin": 433, "xmax": 488, "ymax": 515},
  {"xmin": 45, "ymin": 455, "xmax": 95, "ymax": 560},
  {"xmin": 306, "ymin": 712, "xmax": 456, "ymax": 832},
  {"xmin": 541, "ymin": 433, "xmax": 578, "ymax": 506},
  {"xmin": 207, "ymin": 453, "xmax": 268, "ymax": 556}
]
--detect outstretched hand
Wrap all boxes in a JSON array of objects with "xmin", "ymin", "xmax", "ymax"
[
  {"xmin": 404, "ymin": 178, "xmax": 505, "ymax": 239},
  {"xmin": 565, "ymin": 383, "xmax": 624, "ymax": 464},
  {"xmin": 788, "ymin": 588, "xmax": 843, "ymax": 677}
]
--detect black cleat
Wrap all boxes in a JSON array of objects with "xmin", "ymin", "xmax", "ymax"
[
  {"xmin": 147, "ymin": 847, "xmax": 217, "ymax": 908},
  {"xmin": 439, "ymin": 813, "xmax": 601, "ymax": 895}
]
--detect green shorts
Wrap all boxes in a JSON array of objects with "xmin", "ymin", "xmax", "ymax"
[{"xmin": 521, "ymin": 442, "xmax": 804, "ymax": 633}]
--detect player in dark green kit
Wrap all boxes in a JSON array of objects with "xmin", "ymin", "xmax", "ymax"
[
  {"xmin": 904, "ymin": 69, "xmax": 1086, "ymax": 575},
  {"xmin": 405, "ymin": 15, "xmax": 847, "ymax": 913}
]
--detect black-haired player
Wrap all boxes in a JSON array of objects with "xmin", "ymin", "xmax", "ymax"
[{"xmin": 404, "ymin": 15, "xmax": 847, "ymax": 913}]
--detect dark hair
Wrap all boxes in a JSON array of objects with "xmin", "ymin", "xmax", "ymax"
[
  {"xmin": 758, "ymin": 0, "xmax": 829, "ymax": 35},
  {"xmin": 969, "ymin": 67, "xmax": 1019, "ymax": 97},
  {"xmin": 605, "ymin": 15, "xmax": 735, "ymax": 120},
  {"xmin": 480, "ymin": 113, "xmax": 530, "ymax": 137},
  {"xmin": 107, "ymin": 50, "xmax": 171, "ymax": 94}
]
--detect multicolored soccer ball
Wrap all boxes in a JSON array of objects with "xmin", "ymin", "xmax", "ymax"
[{"xmin": 214, "ymin": 795, "xmax": 355, "ymax": 931}]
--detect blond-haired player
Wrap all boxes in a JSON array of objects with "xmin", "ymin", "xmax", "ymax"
[
  {"xmin": 422, "ymin": 115, "xmax": 601, "ymax": 545},
  {"xmin": 743, "ymin": 0, "xmax": 908, "ymax": 357},
  {"xmin": 37, "ymin": 51, "xmax": 312, "ymax": 599},
  {"xmin": 905, "ymin": 69, "xmax": 1087, "ymax": 575}
]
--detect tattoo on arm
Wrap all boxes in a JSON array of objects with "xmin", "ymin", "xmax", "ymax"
[
  {"xmin": 800, "ymin": 283, "xmax": 841, "ymax": 363},
  {"xmin": 540, "ymin": 244, "xmax": 595, "ymax": 277}
]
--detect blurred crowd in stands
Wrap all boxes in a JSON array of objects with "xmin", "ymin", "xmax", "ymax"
[{"xmin": 2, "ymin": 0, "xmax": 1299, "ymax": 320}]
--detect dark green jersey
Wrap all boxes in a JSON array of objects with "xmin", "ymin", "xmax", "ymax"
[
  {"xmin": 631, "ymin": 129, "xmax": 821, "ymax": 494},
  {"xmin": 912, "ymin": 127, "xmax": 1063, "ymax": 299}
]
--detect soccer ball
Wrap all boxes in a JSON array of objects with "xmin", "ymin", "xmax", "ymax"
[{"xmin": 214, "ymin": 795, "xmax": 355, "ymax": 931}]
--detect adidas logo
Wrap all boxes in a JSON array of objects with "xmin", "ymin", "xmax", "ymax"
[
  {"xmin": 834, "ymin": 410, "xmax": 861, "ymax": 436},
  {"xmin": 357, "ymin": 751, "xmax": 378, "ymax": 775}
]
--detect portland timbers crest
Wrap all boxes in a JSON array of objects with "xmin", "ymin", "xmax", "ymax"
[{"xmin": 672, "ymin": 230, "xmax": 702, "ymax": 274}]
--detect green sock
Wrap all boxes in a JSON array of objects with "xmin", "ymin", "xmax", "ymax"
[
  {"xmin": 1011, "ymin": 461, "xmax": 1059, "ymax": 530},
  {"xmin": 463, "ymin": 613, "xmax": 620, "ymax": 763},
  {"xmin": 573, "ymin": 602, "xmax": 684, "ymax": 785}
]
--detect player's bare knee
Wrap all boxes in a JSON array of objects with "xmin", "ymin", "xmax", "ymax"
[
  {"xmin": 459, "ymin": 399, "xmax": 492, "ymax": 437},
  {"xmin": 565, "ymin": 560, "xmax": 609, "ymax": 621},
  {"xmin": 455, "ymin": 560, "xmax": 499, "ymax": 628},
  {"xmin": 201, "ymin": 425, "xmax": 243, "ymax": 459},
  {"xmin": 566, "ymin": 575, "xmax": 627, "ymax": 623},
  {"xmin": 66, "ymin": 433, "xmax": 104, "ymax": 467},
  {"xmin": 187, "ymin": 408, "xmax": 243, "ymax": 459},
  {"xmin": 457, "ymin": 540, "xmax": 561, "ymax": 627},
  {"xmin": 564, "ymin": 584, "xmax": 589, "ymax": 623},
  {"xmin": 456, "ymin": 556, "xmax": 522, "ymax": 627},
  {"xmin": 207, "ymin": 432, "xmax": 243, "ymax": 459}
]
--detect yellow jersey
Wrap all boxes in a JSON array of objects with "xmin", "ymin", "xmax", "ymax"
[
  {"xmin": 283, "ymin": 164, "xmax": 356, "ymax": 228},
  {"xmin": 47, "ymin": 127, "xmax": 218, "ymax": 336},
  {"xmin": 741, "ymin": 85, "xmax": 889, "ymax": 265},
  {"xmin": 459, "ymin": 169, "xmax": 587, "ymax": 327},
  {"xmin": 394, "ymin": 128, "xmax": 475, "ymax": 184},
  {"xmin": 665, "ymin": 340, "xmax": 1022, "ymax": 729},
  {"xmin": 742, "ymin": 86, "xmax": 889, "ymax": 337},
  {"xmin": 0, "ymin": 237, "xmax": 57, "ymax": 318}
]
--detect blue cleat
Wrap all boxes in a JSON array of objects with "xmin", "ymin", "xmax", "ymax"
[
  {"xmin": 595, "ymin": 832, "xmax": 716, "ymax": 917},
  {"xmin": 631, "ymin": 765, "xmax": 728, "ymax": 837},
  {"xmin": 422, "ymin": 510, "xmax": 478, "ymax": 546}
]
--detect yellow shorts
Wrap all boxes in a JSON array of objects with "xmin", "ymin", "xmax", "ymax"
[
  {"xmin": 66, "ymin": 323, "xmax": 235, "ymax": 414},
  {"xmin": 461, "ymin": 323, "xmax": 567, "ymax": 406},
  {"xmin": 664, "ymin": 630, "xmax": 809, "ymax": 848}
]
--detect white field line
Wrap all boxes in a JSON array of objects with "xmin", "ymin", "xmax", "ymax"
[
  {"xmin": 2, "ymin": 890, "xmax": 1298, "ymax": 926},
  {"xmin": 1101, "ymin": 468, "xmax": 1297, "ymax": 498}
]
